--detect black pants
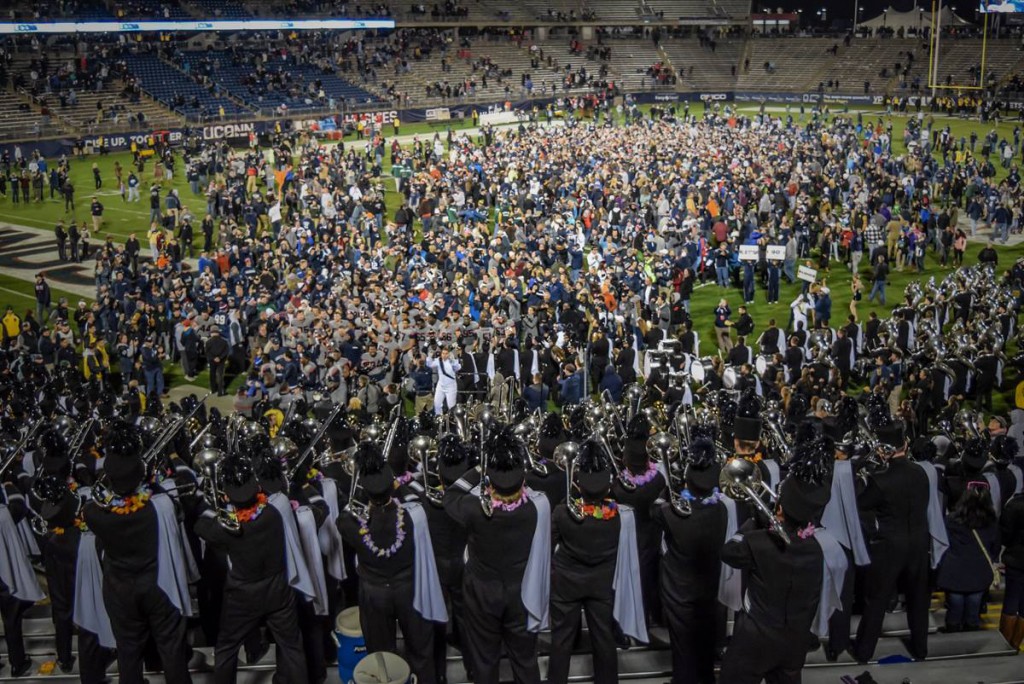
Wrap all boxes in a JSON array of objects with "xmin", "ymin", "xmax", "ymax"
[
  {"xmin": 102, "ymin": 571, "xmax": 192, "ymax": 684},
  {"xmin": 662, "ymin": 593, "xmax": 720, "ymax": 684},
  {"xmin": 79, "ymin": 629, "xmax": 115, "ymax": 684},
  {"xmin": 854, "ymin": 541, "xmax": 930, "ymax": 662},
  {"xmin": 827, "ymin": 547, "xmax": 857, "ymax": 655},
  {"xmin": 359, "ymin": 576, "xmax": 436, "ymax": 684},
  {"xmin": 435, "ymin": 559, "xmax": 467, "ymax": 683},
  {"xmin": 210, "ymin": 361, "xmax": 226, "ymax": 394},
  {"xmin": 461, "ymin": 571, "xmax": 539, "ymax": 684},
  {"xmin": 216, "ymin": 574, "xmax": 306, "ymax": 684},
  {"xmin": 719, "ymin": 613, "xmax": 807, "ymax": 684},
  {"xmin": 57, "ymin": 240, "xmax": 67, "ymax": 261},
  {"xmin": 43, "ymin": 551, "xmax": 76, "ymax": 665},
  {"xmin": 547, "ymin": 568, "xmax": 617, "ymax": 684},
  {"xmin": 0, "ymin": 584, "xmax": 31, "ymax": 670},
  {"xmin": 295, "ymin": 595, "xmax": 327, "ymax": 684}
]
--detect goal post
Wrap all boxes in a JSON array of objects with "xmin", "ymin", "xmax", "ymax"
[{"xmin": 927, "ymin": 0, "xmax": 989, "ymax": 93}]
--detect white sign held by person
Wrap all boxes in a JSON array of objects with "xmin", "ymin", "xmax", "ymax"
[
  {"xmin": 738, "ymin": 245, "xmax": 760, "ymax": 261},
  {"xmin": 765, "ymin": 245, "xmax": 786, "ymax": 261},
  {"xmin": 797, "ymin": 265, "xmax": 818, "ymax": 283}
]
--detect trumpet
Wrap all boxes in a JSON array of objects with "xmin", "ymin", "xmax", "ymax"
[{"xmin": 719, "ymin": 457, "xmax": 790, "ymax": 545}]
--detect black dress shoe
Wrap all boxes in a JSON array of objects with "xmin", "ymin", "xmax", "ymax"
[
  {"xmin": 245, "ymin": 639, "xmax": 270, "ymax": 665},
  {"xmin": 10, "ymin": 658, "xmax": 32, "ymax": 678},
  {"xmin": 58, "ymin": 656, "xmax": 76, "ymax": 673},
  {"xmin": 824, "ymin": 645, "xmax": 840, "ymax": 662}
]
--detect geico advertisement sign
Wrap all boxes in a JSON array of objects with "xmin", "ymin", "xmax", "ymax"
[{"xmin": 699, "ymin": 93, "xmax": 729, "ymax": 101}]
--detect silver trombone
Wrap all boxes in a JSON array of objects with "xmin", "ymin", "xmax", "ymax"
[
  {"xmin": 719, "ymin": 457, "xmax": 790, "ymax": 545},
  {"xmin": 648, "ymin": 431, "xmax": 690, "ymax": 517}
]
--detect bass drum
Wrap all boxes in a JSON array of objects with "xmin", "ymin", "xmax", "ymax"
[
  {"xmin": 754, "ymin": 355, "xmax": 769, "ymax": 376},
  {"xmin": 722, "ymin": 366, "xmax": 738, "ymax": 389},
  {"xmin": 691, "ymin": 357, "xmax": 711, "ymax": 383}
]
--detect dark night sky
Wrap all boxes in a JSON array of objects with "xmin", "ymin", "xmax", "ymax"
[{"xmin": 751, "ymin": 0, "xmax": 978, "ymax": 26}]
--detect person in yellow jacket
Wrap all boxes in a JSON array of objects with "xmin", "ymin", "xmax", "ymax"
[
  {"xmin": 2, "ymin": 306, "xmax": 21, "ymax": 347},
  {"xmin": 82, "ymin": 341, "xmax": 110, "ymax": 384}
]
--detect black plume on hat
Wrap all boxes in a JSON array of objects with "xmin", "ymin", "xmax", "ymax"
[
  {"xmin": 786, "ymin": 393, "xmax": 810, "ymax": 423},
  {"xmin": 910, "ymin": 436, "xmax": 938, "ymax": 463},
  {"xmin": 787, "ymin": 437, "xmax": 835, "ymax": 487},
  {"xmin": 415, "ymin": 409, "xmax": 437, "ymax": 434},
  {"xmin": 688, "ymin": 437, "xmax": 717, "ymax": 469},
  {"xmin": 836, "ymin": 396, "xmax": 859, "ymax": 436},
  {"xmin": 990, "ymin": 434, "xmax": 1017, "ymax": 465},
  {"xmin": 484, "ymin": 424, "xmax": 527, "ymax": 494},
  {"xmin": 960, "ymin": 437, "xmax": 989, "ymax": 472},
  {"xmin": 689, "ymin": 423, "xmax": 717, "ymax": 445},
  {"xmin": 541, "ymin": 412, "xmax": 564, "ymax": 438},
  {"xmin": 222, "ymin": 455, "xmax": 259, "ymax": 506},
  {"xmin": 576, "ymin": 439, "xmax": 613, "ymax": 500},
  {"xmin": 576, "ymin": 439, "xmax": 610, "ymax": 474},
  {"xmin": 354, "ymin": 440, "xmax": 387, "ymax": 476},
  {"xmin": 34, "ymin": 472, "xmax": 68, "ymax": 505},
  {"xmin": 438, "ymin": 433, "xmax": 469, "ymax": 468},
  {"xmin": 104, "ymin": 419, "xmax": 143, "ymax": 459},
  {"xmin": 38, "ymin": 426, "xmax": 69, "ymax": 458},
  {"xmin": 736, "ymin": 389, "xmax": 761, "ymax": 419},
  {"xmin": 793, "ymin": 420, "xmax": 820, "ymax": 448},
  {"xmin": 864, "ymin": 393, "xmax": 891, "ymax": 430},
  {"xmin": 626, "ymin": 413, "xmax": 651, "ymax": 440}
]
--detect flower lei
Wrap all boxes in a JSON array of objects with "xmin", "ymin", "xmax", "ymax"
[
  {"xmin": 395, "ymin": 470, "xmax": 416, "ymax": 487},
  {"xmin": 797, "ymin": 523, "xmax": 816, "ymax": 540},
  {"xmin": 620, "ymin": 461, "xmax": 659, "ymax": 488},
  {"xmin": 579, "ymin": 499, "xmax": 618, "ymax": 520},
  {"xmin": 306, "ymin": 467, "xmax": 324, "ymax": 484},
  {"xmin": 357, "ymin": 499, "xmax": 407, "ymax": 558},
  {"xmin": 490, "ymin": 487, "xmax": 528, "ymax": 513},
  {"xmin": 229, "ymin": 493, "xmax": 269, "ymax": 525},
  {"xmin": 682, "ymin": 487, "xmax": 725, "ymax": 506},
  {"xmin": 109, "ymin": 486, "xmax": 151, "ymax": 516},
  {"xmin": 51, "ymin": 519, "xmax": 88, "ymax": 535}
]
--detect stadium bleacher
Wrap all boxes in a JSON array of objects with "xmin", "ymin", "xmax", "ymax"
[{"xmin": 121, "ymin": 52, "xmax": 253, "ymax": 121}]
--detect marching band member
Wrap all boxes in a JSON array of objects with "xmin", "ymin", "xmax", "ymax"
[
  {"xmin": 443, "ymin": 425, "xmax": 550, "ymax": 684},
  {"xmin": 548, "ymin": 440, "xmax": 646, "ymax": 684},
  {"xmin": 83, "ymin": 420, "xmax": 194, "ymax": 684},
  {"xmin": 653, "ymin": 436, "xmax": 736, "ymax": 684},
  {"xmin": 0, "ymin": 466, "xmax": 44, "ymax": 678},
  {"xmin": 719, "ymin": 440, "xmax": 848, "ymax": 683},
  {"xmin": 820, "ymin": 408, "xmax": 872, "ymax": 663},
  {"xmin": 852, "ymin": 399, "xmax": 933, "ymax": 664},
  {"xmin": 615, "ymin": 413, "xmax": 667, "ymax": 625},
  {"xmin": 190, "ymin": 455, "xmax": 308, "ymax": 684},
  {"xmin": 426, "ymin": 347, "xmax": 462, "ymax": 415},
  {"xmin": 338, "ymin": 441, "xmax": 446, "ymax": 684}
]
